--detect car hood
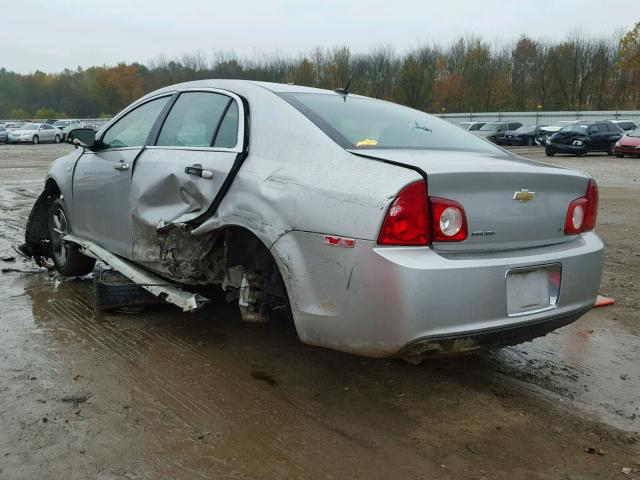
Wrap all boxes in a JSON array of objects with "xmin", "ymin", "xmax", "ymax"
[
  {"xmin": 619, "ymin": 135, "xmax": 640, "ymax": 146},
  {"xmin": 11, "ymin": 129, "xmax": 37, "ymax": 134}
]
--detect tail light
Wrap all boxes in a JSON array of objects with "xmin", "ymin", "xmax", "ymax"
[
  {"xmin": 377, "ymin": 181, "xmax": 429, "ymax": 245},
  {"xmin": 377, "ymin": 180, "xmax": 468, "ymax": 246},
  {"xmin": 564, "ymin": 179, "xmax": 598, "ymax": 234},
  {"xmin": 430, "ymin": 197, "xmax": 468, "ymax": 241}
]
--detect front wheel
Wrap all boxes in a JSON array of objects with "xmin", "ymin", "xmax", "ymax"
[
  {"xmin": 545, "ymin": 149, "xmax": 555, "ymax": 157},
  {"xmin": 32, "ymin": 135, "xmax": 39, "ymax": 144},
  {"xmin": 54, "ymin": 134, "xmax": 61, "ymax": 143},
  {"xmin": 49, "ymin": 198, "xmax": 95, "ymax": 276}
]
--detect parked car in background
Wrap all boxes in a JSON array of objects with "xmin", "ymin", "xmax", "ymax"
[
  {"xmin": 21, "ymin": 80, "xmax": 603, "ymax": 361},
  {"xmin": 613, "ymin": 127, "xmax": 640, "ymax": 157},
  {"xmin": 3, "ymin": 121, "xmax": 26, "ymax": 133},
  {"xmin": 497, "ymin": 125, "xmax": 546, "ymax": 146},
  {"xmin": 7, "ymin": 123, "xmax": 63, "ymax": 144},
  {"xmin": 0, "ymin": 125, "xmax": 7, "ymax": 143},
  {"xmin": 455, "ymin": 121, "xmax": 486, "ymax": 131},
  {"xmin": 53, "ymin": 120, "xmax": 89, "ymax": 141},
  {"xmin": 473, "ymin": 121, "xmax": 522, "ymax": 143},
  {"xmin": 545, "ymin": 121, "xmax": 623, "ymax": 156},
  {"xmin": 536, "ymin": 121, "xmax": 579, "ymax": 145},
  {"xmin": 609, "ymin": 120, "xmax": 637, "ymax": 132}
]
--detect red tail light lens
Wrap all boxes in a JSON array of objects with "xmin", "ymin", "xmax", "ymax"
[
  {"xmin": 583, "ymin": 179, "xmax": 598, "ymax": 231},
  {"xmin": 430, "ymin": 197, "xmax": 468, "ymax": 241},
  {"xmin": 377, "ymin": 181, "xmax": 430, "ymax": 245},
  {"xmin": 564, "ymin": 179, "xmax": 598, "ymax": 235}
]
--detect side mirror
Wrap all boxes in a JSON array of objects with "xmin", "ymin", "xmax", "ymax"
[{"xmin": 67, "ymin": 128, "xmax": 97, "ymax": 148}]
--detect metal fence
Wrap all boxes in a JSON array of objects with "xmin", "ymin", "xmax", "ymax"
[{"xmin": 440, "ymin": 110, "xmax": 640, "ymax": 126}]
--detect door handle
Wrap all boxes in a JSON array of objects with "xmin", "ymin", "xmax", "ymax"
[
  {"xmin": 184, "ymin": 164, "xmax": 213, "ymax": 179},
  {"xmin": 114, "ymin": 161, "xmax": 130, "ymax": 171}
]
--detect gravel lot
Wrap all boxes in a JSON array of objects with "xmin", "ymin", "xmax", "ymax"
[{"xmin": 0, "ymin": 144, "xmax": 638, "ymax": 479}]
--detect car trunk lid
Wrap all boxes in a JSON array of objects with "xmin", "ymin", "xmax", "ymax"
[{"xmin": 349, "ymin": 149, "xmax": 590, "ymax": 252}]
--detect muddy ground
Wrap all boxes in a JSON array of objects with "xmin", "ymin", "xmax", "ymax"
[{"xmin": 0, "ymin": 143, "xmax": 638, "ymax": 479}]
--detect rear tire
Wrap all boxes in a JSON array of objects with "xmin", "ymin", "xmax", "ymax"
[
  {"xmin": 32, "ymin": 135, "xmax": 39, "ymax": 144},
  {"xmin": 93, "ymin": 270, "xmax": 163, "ymax": 312},
  {"xmin": 49, "ymin": 198, "xmax": 95, "ymax": 276},
  {"xmin": 615, "ymin": 153, "xmax": 624, "ymax": 158},
  {"xmin": 607, "ymin": 142, "xmax": 616, "ymax": 156},
  {"xmin": 54, "ymin": 134, "xmax": 61, "ymax": 143}
]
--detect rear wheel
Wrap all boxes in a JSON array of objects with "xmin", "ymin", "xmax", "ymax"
[
  {"xmin": 615, "ymin": 153, "xmax": 624, "ymax": 158},
  {"xmin": 49, "ymin": 198, "xmax": 95, "ymax": 276},
  {"xmin": 607, "ymin": 142, "xmax": 616, "ymax": 156},
  {"xmin": 32, "ymin": 135, "xmax": 39, "ymax": 144},
  {"xmin": 54, "ymin": 134, "xmax": 61, "ymax": 143}
]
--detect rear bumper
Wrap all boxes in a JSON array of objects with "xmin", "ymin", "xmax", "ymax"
[
  {"xmin": 272, "ymin": 231, "xmax": 604, "ymax": 358},
  {"xmin": 497, "ymin": 137, "xmax": 526, "ymax": 146}
]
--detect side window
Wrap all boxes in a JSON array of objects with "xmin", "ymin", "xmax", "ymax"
[
  {"xmin": 156, "ymin": 92, "xmax": 231, "ymax": 147},
  {"xmin": 499, "ymin": 124, "xmax": 507, "ymax": 131},
  {"xmin": 213, "ymin": 101, "xmax": 239, "ymax": 148},
  {"xmin": 102, "ymin": 96, "xmax": 169, "ymax": 149},
  {"xmin": 589, "ymin": 125, "xmax": 598, "ymax": 134},
  {"xmin": 597, "ymin": 124, "xmax": 608, "ymax": 134}
]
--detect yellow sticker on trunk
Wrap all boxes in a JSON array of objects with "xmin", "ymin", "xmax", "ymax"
[{"xmin": 355, "ymin": 139, "xmax": 378, "ymax": 147}]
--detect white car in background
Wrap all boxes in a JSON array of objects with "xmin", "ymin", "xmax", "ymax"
[{"xmin": 8, "ymin": 123, "xmax": 63, "ymax": 144}]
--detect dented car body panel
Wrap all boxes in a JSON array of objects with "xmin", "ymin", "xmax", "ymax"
[{"xmin": 24, "ymin": 79, "xmax": 604, "ymax": 359}]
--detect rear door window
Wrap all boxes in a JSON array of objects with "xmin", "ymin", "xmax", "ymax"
[
  {"xmin": 156, "ymin": 92, "xmax": 234, "ymax": 148},
  {"xmin": 597, "ymin": 124, "xmax": 609, "ymax": 133},
  {"xmin": 213, "ymin": 101, "xmax": 239, "ymax": 148},
  {"xmin": 102, "ymin": 96, "xmax": 170, "ymax": 149}
]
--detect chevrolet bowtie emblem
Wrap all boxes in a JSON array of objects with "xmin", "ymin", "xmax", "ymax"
[{"xmin": 513, "ymin": 189, "xmax": 535, "ymax": 202}]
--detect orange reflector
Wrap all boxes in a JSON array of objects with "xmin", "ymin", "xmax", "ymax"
[
  {"xmin": 324, "ymin": 235, "xmax": 355, "ymax": 248},
  {"xmin": 594, "ymin": 295, "xmax": 615, "ymax": 308}
]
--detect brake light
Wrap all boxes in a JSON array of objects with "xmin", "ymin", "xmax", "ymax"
[
  {"xmin": 583, "ymin": 179, "xmax": 598, "ymax": 230},
  {"xmin": 377, "ymin": 181, "xmax": 430, "ymax": 245},
  {"xmin": 377, "ymin": 181, "xmax": 468, "ymax": 245},
  {"xmin": 564, "ymin": 179, "xmax": 598, "ymax": 234},
  {"xmin": 430, "ymin": 197, "xmax": 468, "ymax": 241}
]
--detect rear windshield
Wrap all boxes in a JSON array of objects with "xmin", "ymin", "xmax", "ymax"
[
  {"xmin": 279, "ymin": 93, "xmax": 502, "ymax": 153},
  {"xmin": 479, "ymin": 123, "xmax": 502, "ymax": 131},
  {"xmin": 560, "ymin": 124, "xmax": 588, "ymax": 134}
]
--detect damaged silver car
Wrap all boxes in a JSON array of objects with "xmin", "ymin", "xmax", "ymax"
[{"xmin": 21, "ymin": 80, "xmax": 604, "ymax": 361}]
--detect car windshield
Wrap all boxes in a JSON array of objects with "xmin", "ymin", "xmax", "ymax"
[
  {"xmin": 560, "ymin": 124, "xmax": 588, "ymax": 134},
  {"xmin": 280, "ymin": 93, "xmax": 502, "ymax": 153},
  {"xmin": 17, "ymin": 123, "xmax": 38, "ymax": 130},
  {"xmin": 627, "ymin": 127, "xmax": 640, "ymax": 138},
  {"xmin": 515, "ymin": 126, "xmax": 535, "ymax": 133}
]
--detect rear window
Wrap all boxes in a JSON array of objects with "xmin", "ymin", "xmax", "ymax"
[
  {"xmin": 280, "ymin": 93, "xmax": 501, "ymax": 154},
  {"xmin": 560, "ymin": 124, "xmax": 588, "ymax": 134}
]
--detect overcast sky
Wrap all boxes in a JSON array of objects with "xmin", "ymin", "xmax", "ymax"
[{"xmin": 3, "ymin": 0, "xmax": 639, "ymax": 73}]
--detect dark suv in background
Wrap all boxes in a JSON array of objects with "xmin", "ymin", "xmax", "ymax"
[
  {"xmin": 472, "ymin": 121, "xmax": 522, "ymax": 143},
  {"xmin": 545, "ymin": 121, "xmax": 623, "ymax": 156}
]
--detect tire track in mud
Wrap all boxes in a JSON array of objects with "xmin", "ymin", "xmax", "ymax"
[{"xmin": 36, "ymin": 283, "xmax": 441, "ymax": 479}]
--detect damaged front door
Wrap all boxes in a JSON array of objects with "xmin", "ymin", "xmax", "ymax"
[
  {"xmin": 72, "ymin": 95, "xmax": 171, "ymax": 258},
  {"xmin": 130, "ymin": 89, "xmax": 245, "ymax": 271}
]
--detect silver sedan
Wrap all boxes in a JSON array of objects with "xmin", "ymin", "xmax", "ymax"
[
  {"xmin": 8, "ymin": 122, "xmax": 63, "ymax": 144},
  {"xmin": 22, "ymin": 80, "xmax": 603, "ymax": 361}
]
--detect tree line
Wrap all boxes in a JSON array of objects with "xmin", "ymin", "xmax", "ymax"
[{"xmin": 1, "ymin": 24, "xmax": 639, "ymax": 119}]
